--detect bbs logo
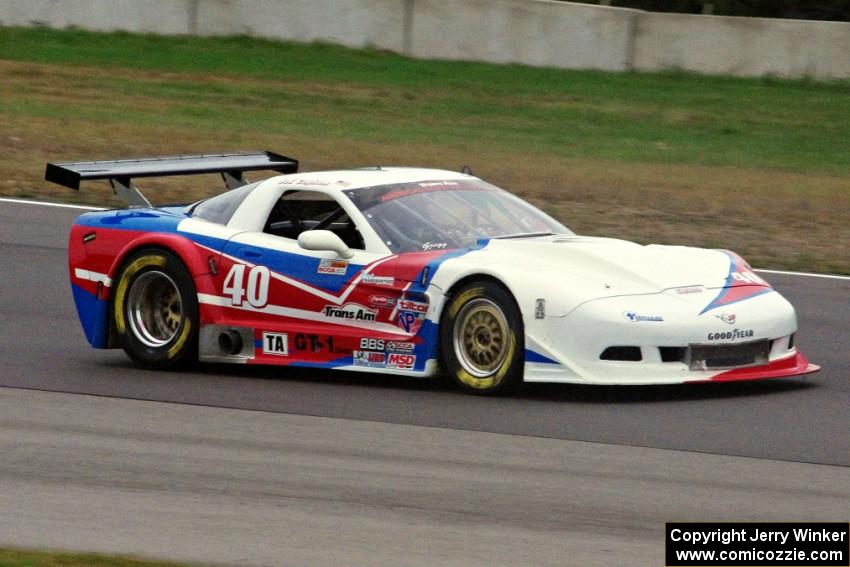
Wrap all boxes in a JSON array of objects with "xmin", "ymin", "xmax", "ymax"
[{"xmin": 359, "ymin": 338, "xmax": 385, "ymax": 351}]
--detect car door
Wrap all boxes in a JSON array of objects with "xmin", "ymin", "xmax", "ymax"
[{"xmin": 216, "ymin": 188, "xmax": 413, "ymax": 368}]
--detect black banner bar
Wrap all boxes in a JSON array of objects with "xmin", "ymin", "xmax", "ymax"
[{"xmin": 666, "ymin": 522, "xmax": 849, "ymax": 566}]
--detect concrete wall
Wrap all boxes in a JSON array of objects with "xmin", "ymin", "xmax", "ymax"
[
  {"xmin": 633, "ymin": 12, "xmax": 850, "ymax": 79},
  {"xmin": 195, "ymin": 0, "xmax": 408, "ymax": 52},
  {"xmin": 0, "ymin": 0, "xmax": 194, "ymax": 35},
  {"xmin": 2, "ymin": 0, "xmax": 849, "ymax": 79},
  {"xmin": 408, "ymin": 0, "xmax": 638, "ymax": 72}
]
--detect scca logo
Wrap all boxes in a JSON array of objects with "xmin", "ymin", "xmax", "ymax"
[{"xmin": 386, "ymin": 341, "xmax": 415, "ymax": 353}]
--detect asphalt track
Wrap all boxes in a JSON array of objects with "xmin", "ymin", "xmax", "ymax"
[{"xmin": 0, "ymin": 199, "xmax": 848, "ymax": 566}]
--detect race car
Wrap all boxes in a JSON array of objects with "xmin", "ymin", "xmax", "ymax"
[{"xmin": 47, "ymin": 151, "xmax": 819, "ymax": 394}]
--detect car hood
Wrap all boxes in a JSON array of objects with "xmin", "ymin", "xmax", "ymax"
[{"xmin": 467, "ymin": 235, "xmax": 739, "ymax": 295}]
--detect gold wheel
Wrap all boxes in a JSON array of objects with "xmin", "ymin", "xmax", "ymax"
[{"xmin": 452, "ymin": 298, "xmax": 510, "ymax": 378}]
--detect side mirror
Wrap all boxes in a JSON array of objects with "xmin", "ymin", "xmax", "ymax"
[{"xmin": 297, "ymin": 230, "xmax": 354, "ymax": 259}]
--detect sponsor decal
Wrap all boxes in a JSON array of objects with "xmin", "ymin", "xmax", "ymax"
[
  {"xmin": 361, "ymin": 273, "xmax": 395, "ymax": 286},
  {"xmin": 715, "ymin": 313, "xmax": 737, "ymax": 325},
  {"xmin": 534, "ymin": 298, "xmax": 546, "ymax": 319},
  {"xmin": 421, "ymin": 242, "xmax": 447, "ymax": 251},
  {"xmin": 397, "ymin": 310, "xmax": 421, "ymax": 333},
  {"xmin": 358, "ymin": 338, "xmax": 416, "ymax": 353},
  {"xmin": 262, "ymin": 332, "xmax": 289, "ymax": 356},
  {"xmin": 675, "ymin": 285, "xmax": 704, "ymax": 295},
  {"xmin": 323, "ymin": 303, "xmax": 377, "ymax": 322},
  {"xmin": 318, "ymin": 258, "xmax": 348, "ymax": 275},
  {"xmin": 353, "ymin": 350, "xmax": 387, "ymax": 368},
  {"xmin": 378, "ymin": 180, "xmax": 479, "ymax": 203},
  {"xmin": 419, "ymin": 181, "xmax": 459, "ymax": 188},
  {"xmin": 623, "ymin": 311, "xmax": 664, "ymax": 323},
  {"xmin": 386, "ymin": 340, "xmax": 415, "ymax": 353},
  {"xmin": 369, "ymin": 295, "xmax": 396, "ymax": 309},
  {"xmin": 359, "ymin": 338, "xmax": 385, "ymax": 351},
  {"xmin": 399, "ymin": 299, "xmax": 428, "ymax": 314},
  {"xmin": 294, "ymin": 333, "xmax": 343, "ymax": 353},
  {"xmin": 707, "ymin": 329, "xmax": 755, "ymax": 341},
  {"xmin": 387, "ymin": 353, "xmax": 416, "ymax": 370}
]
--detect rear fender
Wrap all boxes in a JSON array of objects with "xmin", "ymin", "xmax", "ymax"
[
  {"xmin": 70, "ymin": 229, "xmax": 218, "ymax": 349},
  {"xmin": 106, "ymin": 233, "xmax": 217, "ymax": 297}
]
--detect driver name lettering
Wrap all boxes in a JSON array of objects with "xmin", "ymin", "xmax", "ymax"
[{"xmin": 278, "ymin": 177, "xmax": 331, "ymax": 186}]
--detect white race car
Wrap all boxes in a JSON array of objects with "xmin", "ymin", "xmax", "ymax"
[{"xmin": 50, "ymin": 152, "xmax": 819, "ymax": 394}]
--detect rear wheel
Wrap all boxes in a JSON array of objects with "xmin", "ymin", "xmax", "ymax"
[
  {"xmin": 439, "ymin": 281, "xmax": 524, "ymax": 395},
  {"xmin": 112, "ymin": 249, "xmax": 198, "ymax": 368}
]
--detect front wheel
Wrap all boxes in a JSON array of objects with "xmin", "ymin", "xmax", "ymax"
[
  {"xmin": 439, "ymin": 281, "xmax": 524, "ymax": 395},
  {"xmin": 112, "ymin": 249, "xmax": 198, "ymax": 369}
]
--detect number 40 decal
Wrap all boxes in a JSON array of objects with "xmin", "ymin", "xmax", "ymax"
[
  {"xmin": 223, "ymin": 264, "xmax": 270, "ymax": 308},
  {"xmin": 732, "ymin": 270, "xmax": 767, "ymax": 285}
]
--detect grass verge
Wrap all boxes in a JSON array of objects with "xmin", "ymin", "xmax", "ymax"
[
  {"xmin": 1, "ymin": 27, "xmax": 848, "ymax": 273},
  {"xmin": 0, "ymin": 547, "xmax": 192, "ymax": 567}
]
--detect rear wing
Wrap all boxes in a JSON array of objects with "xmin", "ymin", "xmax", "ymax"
[{"xmin": 45, "ymin": 151, "xmax": 298, "ymax": 207}]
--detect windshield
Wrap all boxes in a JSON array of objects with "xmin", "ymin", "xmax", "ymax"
[{"xmin": 345, "ymin": 179, "xmax": 572, "ymax": 253}]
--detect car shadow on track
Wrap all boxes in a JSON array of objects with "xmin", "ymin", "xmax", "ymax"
[
  {"xmin": 193, "ymin": 362, "xmax": 443, "ymax": 392},
  {"xmin": 517, "ymin": 378, "xmax": 816, "ymax": 404},
  {"xmin": 186, "ymin": 361, "xmax": 816, "ymax": 403}
]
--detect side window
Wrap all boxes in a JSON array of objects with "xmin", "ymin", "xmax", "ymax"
[
  {"xmin": 264, "ymin": 190, "xmax": 365, "ymax": 250},
  {"xmin": 191, "ymin": 182, "xmax": 257, "ymax": 225}
]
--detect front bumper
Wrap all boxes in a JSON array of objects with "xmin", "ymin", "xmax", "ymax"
[{"xmin": 522, "ymin": 288, "xmax": 820, "ymax": 385}]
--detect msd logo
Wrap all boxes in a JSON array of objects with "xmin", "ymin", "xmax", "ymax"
[{"xmin": 387, "ymin": 353, "xmax": 416, "ymax": 370}]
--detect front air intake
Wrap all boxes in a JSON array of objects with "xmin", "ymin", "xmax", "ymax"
[
  {"xmin": 600, "ymin": 346, "xmax": 642, "ymax": 361},
  {"xmin": 659, "ymin": 347, "xmax": 687, "ymax": 363}
]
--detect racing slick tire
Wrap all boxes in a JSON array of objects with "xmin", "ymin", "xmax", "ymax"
[
  {"xmin": 440, "ymin": 281, "xmax": 524, "ymax": 395},
  {"xmin": 112, "ymin": 249, "xmax": 198, "ymax": 369}
]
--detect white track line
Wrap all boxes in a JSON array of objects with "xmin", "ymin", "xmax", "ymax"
[
  {"xmin": 0, "ymin": 197, "xmax": 105, "ymax": 211},
  {"xmin": 756, "ymin": 269, "xmax": 850, "ymax": 281},
  {"xmin": 2, "ymin": 197, "xmax": 848, "ymax": 281}
]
